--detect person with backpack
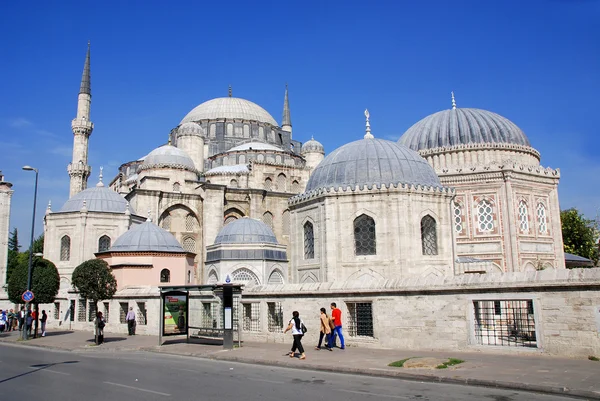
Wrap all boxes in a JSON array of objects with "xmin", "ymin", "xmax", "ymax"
[
  {"xmin": 95, "ymin": 311, "xmax": 106, "ymax": 345},
  {"xmin": 284, "ymin": 311, "xmax": 306, "ymax": 360}
]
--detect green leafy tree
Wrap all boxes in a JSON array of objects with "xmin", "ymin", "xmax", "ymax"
[
  {"xmin": 7, "ymin": 256, "xmax": 60, "ymax": 304},
  {"xmin": 32, "ymin": 233, "xmax": 44, "ymax": 254},
  {"xmin": 71, "ymin": 259, "xmax": 117, "ymax": 312},
  {"xmin": 6, "ymin": 228, "xmax": 21, "ymax": 283},
  {"xmin": 8, "ymin": 228, "xmax": 20, "ymax": 251},
  {"xmin": 561, "ymin": 208, "xmax": 599, "ymax": 266}
]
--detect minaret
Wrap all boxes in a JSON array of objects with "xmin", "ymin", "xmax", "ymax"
[
  {"xmin": 281, "ymin": 84, "xmax": 292, "ymax": 137},
  {"xmin": 0, "ymin": 171, "xmax": 14, "ymax": 294},
  {"xmin": 67, "ymin": 42, "xmax": 94, "ymax": 197}
]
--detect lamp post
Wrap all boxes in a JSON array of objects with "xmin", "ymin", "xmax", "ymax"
[{"xmin": 22, "ymin": 165, "xmax": 38, "ymax": 340}]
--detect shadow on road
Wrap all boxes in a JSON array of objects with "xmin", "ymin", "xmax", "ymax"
[
  {"xmin": 0, "ymin": 360, "xmax": 79, "ymax": 384},
  {"xmin": 85, "ymin": 336, "xmax": 127, "ymax": 344}
]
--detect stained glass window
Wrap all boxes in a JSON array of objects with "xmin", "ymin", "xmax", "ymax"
[
  {"xmin": 421, "ymin": 215, "xmax": 438, "ymax": 255},
  {"xmin": 354, "ymin": 214, "xmax": 376, "ymax": 255}
]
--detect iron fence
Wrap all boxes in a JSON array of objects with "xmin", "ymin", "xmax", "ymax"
[
  {"xmin": 346, "ymin": 302, "xmax": 374, "ymax": 337},
  {"xmin": 473, "ymin": 300, "xmax": 537, "ymax": 347}
]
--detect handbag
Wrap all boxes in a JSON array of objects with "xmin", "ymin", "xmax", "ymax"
[{"xmin": 301, "ymin": 322, "xmax": 307, "ymax": 334}]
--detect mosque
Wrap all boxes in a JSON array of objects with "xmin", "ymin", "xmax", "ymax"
[{"xmin": 2, "ymin": 44, "xmax": 585, "ymax": 357}]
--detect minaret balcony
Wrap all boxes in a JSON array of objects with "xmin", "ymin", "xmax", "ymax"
[
  {"xmin": 67, "ymin": 163, "xmax": 92, "ymax": 175},
  {"xmin": 71, "ymin": 118, "xmax": 94, "ymax": 132}
]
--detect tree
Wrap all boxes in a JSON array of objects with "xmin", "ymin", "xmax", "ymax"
[
  {"xmin": 7, "ymin": 256, "xmax": 60, "ymax": 304},
  {"xmin": 71, "ymin": 259, "xmax": 117, "ymax": 312},
  {"xmin": 8, "ymin": 228, "xmax": 20, "ymax": 251},
  {"xmin": 561, "ymin": 208, "xmax": 599, "ymax": 266},
  {"xmin": 6, "ymin": 228, "xmax": 21, "ymax": 283},
  {"xmin": 32, "ymin": 233, "xmax": 44, "ymax": 254}
]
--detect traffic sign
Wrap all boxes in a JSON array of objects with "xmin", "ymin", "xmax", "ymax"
[{"xmin": 22, "ymin": 290, "xmax": 34, "ymax": 302}]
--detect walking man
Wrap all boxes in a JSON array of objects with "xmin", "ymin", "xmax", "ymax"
[
  {"xmin": 328, "ymin": 302, "xmax": 345, "ymax": 350},
  {"xmin": 126, "ymin": 307, "xmax": 136, "ymax": 335}
]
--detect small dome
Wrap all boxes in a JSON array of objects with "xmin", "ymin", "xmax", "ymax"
[
  {"xmin": 109, "ymin": 220, "xmax": 185, "ymax": 253},
  {"xmin": 305, "ymin": 138, "xmax": 441, "ymax": 193},
  {"xmin": 180, "ymin": 97, "xmax": 278, "ymax": 126},
  {"xmin": 214, "ymin": 218, "xmax": 278, "ymax": 245},
  {"xmin": 139, "ymin": 144, "xmax": 197, "ymax": 173},
  {"xmin": 399, "ymin": 108, "xmax": 531, "ymax": 151},
  {"xmin": 60, "ymin": 186, "xmax": 133, "ymax": 214},
  {"xmin": 178, "ymin": 122, "xmax": 202, "ymax": 135},
  {"xmin": 301, "ymin": 137, "xmax": 325, "ymax": 155}
]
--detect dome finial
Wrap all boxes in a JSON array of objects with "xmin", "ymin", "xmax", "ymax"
[
  {"xmin": 451, "ymin": 91, "xmax": 457, "ymax": 110},
  {"xmin": 364, "ymin": 109, "xmax": 374, "ymax": 139},
  {"xmin": 96, "ymin": 166, "xmax": 104, "ymax": 187},
  {"xmin": 228, "ymin": 85, "xmax": 232, "ymax": 97}
]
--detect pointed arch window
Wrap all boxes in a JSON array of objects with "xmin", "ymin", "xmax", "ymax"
[
  {"xmin": 173, "ymin": 182, "xmax": 181, "ymax": 192},
  {"xmin": 207, "ymin": 271, "xmax": 218, "ymax": 284},
  {"xmin": 421, "ymin": 215, "xmax": 438, "ymax": 255},
  {"xmin": 224, "ymin": 215, "xmax": 237, "ymax": 225},
  {"xmin": 453, "ymin": 202, "xmax": 463, "ymax": 234},
  {"xmin": 354, "ymin": 214, "xmax": 376, "ymax": 255},
  {"xmin": 537, "ymin": 203, "xmax": 548, "ymax": 234},
  {"xmin": 518, "ymin": 200, "xmax": 529, "ymax": 233},
  {"xmin": 230, "ymin": 179, "xmax": 238, "ymax": 188},
  {"xmin": 277, "ymin": 173, "xmax": 286, "ymax": 192},
  {"xmin": 264, "ymin": 177, "xmax": 272, "ymax": 191},
  {"xmin": 477, "ymin": 200, "xmax": 494, "ymax": 232},
  {"xmin": 231, "ymin": 268, "xmax": 260, "ymax": 286},
  {"xmin": 282, "ymin": 210, "xmax": 290, "ymax": 236},
  {"xmin": 292, "ymin": 180, "xmax": 300, "ymax": 193},
  {"xmin": 303, "ymin": 221, "xmax": 314, "ymax": 259},
  {"xmin": 161, "ymin": 215, "xmax": 171, "ymax": 230},
  {"xmin": 268, "ymin": 270, "xmax": 284, "ymax": 285},
  {"xmin": 160, "ymin": 269, "xmax": 170, "ymax": 283},
  {"xmin": 185, "ymin": 213, "xmax": 197, "ymax": 231},
  {"xmin": 183, "ymin": 237, "xmax": 196, "ymax": 253},
  {"xmin": 262, "ymin": 211, "xmax": 273, "ymax": 229},
  {"xmin": 60, "ymin": 235, "xmax": 71, "ymax": 261},
  {"xmin": 98, "ymin": 235, "xmax": 111, "ymax": 252}
]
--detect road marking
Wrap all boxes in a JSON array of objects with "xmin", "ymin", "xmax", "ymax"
[
  {"xmin": 337, "ymin": 389, "xmax": 410, "ymax": 399},
  {"xmin": 104, "ymin": 381, "xmax": 171, "ymax": 396},
  {"xmin": 172, "ymin": 368, "xmax": 197, "ymax": 373},
  {"xmin": 247, "ymin": 377, "xmax": 285, "ymax": 384},
  {"xmin": 28, "ymin": 367, "xmax": 70, "ymax": 376}
]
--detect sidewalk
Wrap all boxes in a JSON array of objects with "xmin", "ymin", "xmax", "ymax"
[{"xmin": 1, "ymin": 329, "xmax": 599, "ymax": 399}]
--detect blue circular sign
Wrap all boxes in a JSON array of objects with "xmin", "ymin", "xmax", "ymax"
[{"xmin": 22, "ymin": 290, "xmax": 34, "ymax": 302}]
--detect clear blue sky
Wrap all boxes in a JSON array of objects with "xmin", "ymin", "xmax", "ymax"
[{"xmin": 1, "ymin": 0, "xmax": 599, "ymax": 245}]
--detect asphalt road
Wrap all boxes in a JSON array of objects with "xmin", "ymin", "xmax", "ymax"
[{"xmin": 0, "ymin": 344, "xmax": 578, "ymax": 401}]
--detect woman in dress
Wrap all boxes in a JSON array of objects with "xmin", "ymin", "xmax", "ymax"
[{"xmin": 283, "ymin": 311, "xmax": 306, "ymax": 360}]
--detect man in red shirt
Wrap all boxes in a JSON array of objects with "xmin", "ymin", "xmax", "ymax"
[{"xmin": 328, "ymin": 302, "xmax": 345, "ymax": 350}]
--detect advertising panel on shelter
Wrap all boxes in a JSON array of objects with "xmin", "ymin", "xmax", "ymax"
[{"xmin": 163, "ymin": 291, "xmax": 188, "ymax": 336}]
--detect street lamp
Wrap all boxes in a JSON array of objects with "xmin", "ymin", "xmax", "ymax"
[{"xmin": 22, "ymin": 165, "xmax": 38, "ymax": 340}]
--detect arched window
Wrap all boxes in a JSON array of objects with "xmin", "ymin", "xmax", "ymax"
[
  {"xmin": 282, "ymin": 210, "xmax": 290, "ymax": 236},
  {"xmin": 268, "ymin": 270, "xmax": 284, "ymax": 285},
  {"xmin": 160, "ymin": 269, "xmax": 170, "ymax": 283},
  {"xmin": 291, "ymin": 180, "xmax": 300, "ymax": 193},
  {"xmin": 262, "ymin": 211, "xmax": 273, "ymax": 229},
  {"xmin": 354, "ymin": 214, "xmax": 376, "ymax": 255},
  {"xmin": 277, "ymin": 173, "xmax": 286, "ymax": 192},
  {"xmin": 161, "ymin": 215, "xmax": 171, "ymax": 230},
  {"xmin": 518, "ymin": 200, "xmax": 529, "ymax": 233},
  {"xmin": 183, "ymin": 237, "xmax": 196, "ymax": 253},
  {"xmin": 98, "ymin": 235, "xmax": 111, "ymax": 252},
  {"xmin": 207, "ymin": 271, "xmax": 218, "ymax": 284},
  {"xmin": 224, "ymin": 215, "xmax": 237, "ymax": 225},
  {"xmin": 60, "ymin": 235, "xmax": 71, "ymax": 261},
  {"xmin": 421, "ymin": 215, "xmax": 438, "ymax": 255},
  {"xmin": 477, "ymin": 200, "xmax": 494, "ymax": 232},
  {"xmin": 185, "ymin": 214, "xmax": 197, "ymax": 232},
  {"xmin": 229, "ymin": 179, "xmax": 238, "ymax": 188},
  {"xmin": 537, "ymin": 203, "xmax": 548, "ymax": 234},
  {"xmin": 453, "ymin": 202, "xmax": 463, "ymax": 234},
  {"xmin": 231, "ymin": 268, "xmax": 260, "ymax": 286},
  {"xmin": 304, "ymin": 221, "xmax": 314, "ymax": 259},
  {"xmin": 264, "ymin": 177, "xmax": 272, "ymax": 191},
  {"xmin": 173, "ymin": 182, "xmax": 181, "ymax": 192}
]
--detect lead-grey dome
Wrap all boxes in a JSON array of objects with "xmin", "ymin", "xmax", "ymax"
[
  {"xmin": 214, "ymin": 218, "xmax": 278, "ymax": 245},
  {"xmin": 139, "ymin": 144, "xmax": 197, "ymax": 173},
  {"xmin": 177, "ymin": 121, "xmax": 202, "ymax": 135},
  {"xmin": 399, "ymin": 108, "xmax": 531, "ymax": 151},
  {"xmin": 109, "ymin": 220, "xmax": 185, "ymax": 253},
  {"xmin": 305, "ymin": 138, "xmax": 441, "ymax": 193},
  {"xmin": 301, "ymin": 137, "xmax": 325, "ymax": 155},
  {"xmin": 60, "ymin": 186, "xmax": 133, "ymax": 214},
  {"xmin": 180, "ymin": 97, "xmax": 278, "ymax": 126}
]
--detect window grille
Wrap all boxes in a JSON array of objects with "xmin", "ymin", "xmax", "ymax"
[
  {"xmin": 242, "ymin": 303, "xmax": 261, "ymax": 332},
  {"xmin": 119, "ymin": 302, "xmax": 128, "ymax": 324},
  {"xmin": 173, "ymin": 182, "xmax": 181, "ymax": 192},
  {"xmin": 88, "ymin": 301, "xmax": 97, "ymax": 322},
  {"xmin": 69, "ymin": 300, "xmax": 75, "ymax": 322},
  {"xmin": 354, "ymin": 214, "xmax": 376, "ymax": 255},
  {"xmin": 537, "ymin": 203, "xmax": 548, "ymax": 234},
  {"xmin": 229, "ymin": 179, "xmax": 238, "ymax": 188},
  {"xmin": 183, "ymin": 237, "xmax": 196, "ymax": 253},
  {"xmin": 137, "ymin": 302, "xmax": 147, "ymax": 325},
  {"xmin": 160, "ymin": 269, "xmax": 170, "ymax": 283},
  {"xmin": 473, "ymin": 300, "xmax": 537, "ymax": 347},
  {"xmin": 103, "ymin": 302, "xmax": 110, "ymax": 323},
  {"xmin": 282, "ymin": 210, "xmax": 290, "ymax": 235},
  {"xmin": 98, "ymin": 235, "xmax": 111, "ymax": 252},
  {"xmin": 231, "ymin": 268, "xmax": 259, "ymax": 286},
  {"xmin": 477, "ymin": 200, "xmax": 494, "ymax": 232},
  {"xmin": 277, "ymin": 173, "xmax": 286, "ymax": 192},
  {"xmin": 207, "ymin": 271, "xmax": 218, "ymax": 284},
  {"xmin": 54, "ymin": 302, "xmax": 60, "ymax": 320},
  {"xmin": 161, "ymin": 215, "xmax": 171, "ymax": 230},
  {"xmin": 518, "ymin": 201, "xmax": 529, "ymax": 233},
  {"xmin": 262, "ymin": 212, "xmax": 273, "ymax": 229},
  {"xmin": 60, "ymin": 235, "xmax": 71, "ymax": 261},
  {"xmin": 202, "ymin": 302, "xmax": 217, "ymax": 328},
  {"xmin": 421, "ymin": 215, "xmax": 438, "ymax": 255},
  {"xmin": 264, "ymin": 177, "xmax": 272, "ymax": 191},
  {"xmin": 78, "ymin": 299, "xmax": 86, "ymax": 322},
  {"xmin": 268, "ymin": 270, "xmax": 284, "ymax": 284},
  {"xmin": 303, "ymin": 221, "xmax": 314, "ymax": 259},
  {"xmin": 267, "ymin": 302, "xmax": 283, "ymax": 332},
  {"xmin": 346, "ymin": 302, "xmax": 374, "ymax": 337},
  {"xmin": 453, "ymin": 202, "xmax": 463, "ymax": 234},
  {"xmin": 292, "ymin": 180, "xmax": 300, "ymax": 193},
  {"xmin": 185, "ymin": 214, "xmax": 196, "ymax": 231}
]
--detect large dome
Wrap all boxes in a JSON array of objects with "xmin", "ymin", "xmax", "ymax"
[
  {"xmin": 109, "ymin": 220, "xmax": 185, "ymax": 253},
  {"xmin": 60, "ymin": 186, "xmax": 133, "ymax": 214},
  {"xmin": 139, "ymin": 144, "xmax": 197, "ymax": 172},
  {"xmin": 180, "ymin": 97, "xmax": 278, "ymax": 126},
  {"xmin": 214, "ymin": 218, "xmax": 278, "ymax": 245},
  {"xmin": 305, "ymin": 138, "xmax": 441, "ymax": 193},
  {"xmin": 399, "ymin": 108, "xmax": 531, "ymax": 151}
]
